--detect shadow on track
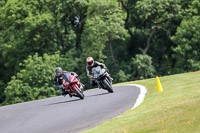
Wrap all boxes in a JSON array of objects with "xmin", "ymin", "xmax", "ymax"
[
  {"xmin": 86, "ymin": 92, "xmax": 109, "ymax": 98},
  {"xmin": 46, "ymin": 99, "xmax": 81, "ymax": 106},
  {"xmin": 45, "ymin": 92, "xmax": 109, "ymax": 106}
]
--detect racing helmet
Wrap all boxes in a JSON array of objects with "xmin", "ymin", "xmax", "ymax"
[
  {"xmin": 86, "ymin": 57, "xmax": 94, "ymax": 67},
  {"xmin": 55, "ymin": 67, "xmax": 63, "ymax": 76}
]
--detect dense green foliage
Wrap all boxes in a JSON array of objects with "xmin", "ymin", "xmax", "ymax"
[
  {"xmin": 4, "ymin": 53, "xmax": 60, "ymax": 104},
  {"xmin": 0, "ymin": 0, "xmax": 199, "ymax": 105},
  {"xmin": 131, "ymin": 54, "xmax": 156, "ymax": 80}
]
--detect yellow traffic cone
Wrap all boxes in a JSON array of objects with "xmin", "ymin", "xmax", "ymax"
[{"xmin": 156, "ymin": 76, "xmax": 163, "ymax": 92}]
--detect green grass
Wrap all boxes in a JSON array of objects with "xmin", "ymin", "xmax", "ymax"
[{"xmin": 83, "ymin": 71, "xmax": 200, "ymax": 133}]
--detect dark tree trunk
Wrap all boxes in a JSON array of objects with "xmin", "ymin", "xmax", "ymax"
[{"xmin": 139, "ymin": 28, "xmax": 156, "ymax": 55}]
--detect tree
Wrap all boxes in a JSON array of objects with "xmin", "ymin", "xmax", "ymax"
[
  {"xmin": 0, "ymin": 0, "xmax": 88, "ymax": 80},
  {"xmin": 81, "ymin": 0, "xmax": 128, "ymax": 64},
  {"xmin": 0, "ymin": 0, "xmax": 56, "ymax": 79},
  {"xmin": 171, "ymin": 16, "xmax": 200, "ymax": 73},
  {"xmin": 4, "ymin": 53, "xmax": 61, "ymax": 105},
  {"xmin": 120, "ymin": 0, "xmax": 186, "ymax": 75},
  {"xmin": 0, "ymin": 0, "xmax": 88, "ymax": 104},
  {"xmin": 116, "ymin": 70, "xmax": 131, "ymax": 82},
  {"xmin": 171, "ymin": 0, "xmax": 200, "ymax": 73}
]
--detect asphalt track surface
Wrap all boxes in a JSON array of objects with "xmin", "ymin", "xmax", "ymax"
[{"xmin": 0, "ymin": 85, "xmax": 141, "ymax": 133}]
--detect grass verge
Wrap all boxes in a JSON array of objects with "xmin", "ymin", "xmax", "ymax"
[{"xmin": 83, "ymin": 71, "xmax": 200, "ymax": 133}]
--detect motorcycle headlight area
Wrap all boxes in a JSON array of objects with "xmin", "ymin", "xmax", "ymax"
[{"xmin": 94, "ymin": 74, "xmax": 98, "ymax": 78}]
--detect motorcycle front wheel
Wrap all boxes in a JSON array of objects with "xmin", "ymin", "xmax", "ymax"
[
  {"xmin": 102, "ymin": 78, "xmax": 114, "ymax": 93},
  {"xmin": 73, "ymin": 86, "xmax": 85, "ymax": 99}
]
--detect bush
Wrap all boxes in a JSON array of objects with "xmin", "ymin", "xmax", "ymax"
[
  {"xmin": 116, "ymin": 70, "xmax": 131, "ymax": 82},
  {"xmin": 131, "ymin": 54, "xmax": 156, "ymax": 80},
  {"xmin": 3, "ymin": 53, "xmax": 61, "ymax": 105}
]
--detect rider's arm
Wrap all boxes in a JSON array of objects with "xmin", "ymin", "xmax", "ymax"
[
  {"xmin": 86, "ymin": 66, "xmax": 93, "ymax": 78},
  {"xmin": 86, "ymin": 66, "xmax": 89, "ymax": 76},
  {"xmin": 56, "ymin": 83, "xmax": 60, "ymax": 89},
  {"xmin": 54, "ymin": 76, "xmax": 61, "ymax": 89},
  {"xmin": 54, "ymin": 76, "xmax": 58, "ymax": 84},
  {"xmin": 96, "ymin": 61, "xmax": 107, "ymax": 69},
  {"xmin": 96, "ymin": 61, "xmax": 109, "ymax": 73}
]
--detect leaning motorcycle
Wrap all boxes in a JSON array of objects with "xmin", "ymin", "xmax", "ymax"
[
  {"xmin": 92, "ymin": 66, "xmax": 113, "ymax": 93},
  {"xmin": 62, "ymin": 73, "xmax": 85, "ymax": 99}
]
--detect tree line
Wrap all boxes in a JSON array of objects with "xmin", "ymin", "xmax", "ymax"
[{"xmin": 0, "ymin": 0, "xmax": 200, "ymax": 105}]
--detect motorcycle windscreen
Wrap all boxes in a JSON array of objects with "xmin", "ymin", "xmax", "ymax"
[
  {"xmin": 70, "ymin": 75, "xmax": 75, "ymax": 82},
  {"xmin": 92, "ymin": 66, "xmax": 101, "ymax": 74},
  {"xmin": 63, "ymin": 73, "xmax": 71, "ymax": 83},
  {"xmin": 92, "ymin": 66, "xmax": 104, "ymax": 78}
]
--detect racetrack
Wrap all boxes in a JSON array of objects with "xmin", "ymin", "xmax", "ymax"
[{"xmin": 0, "ymin": 85, "xmax": 147, "ymax": 133}]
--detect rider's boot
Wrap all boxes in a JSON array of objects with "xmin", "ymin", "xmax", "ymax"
[
  {"xmin": 65, "ymin": 90, "xmax": 72, "ymax": 98},
  {"xmin": 68, "ymin": 93, "xmax": 73, "ymax": 98},
  {"xmin": 61, "ymin": 89, "xmax": 66, "ymax": 97}
]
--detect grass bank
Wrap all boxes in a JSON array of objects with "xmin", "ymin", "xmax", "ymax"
[{"xmin": 83, "ymin": 71, "xmax": 200, "ymax": 133}]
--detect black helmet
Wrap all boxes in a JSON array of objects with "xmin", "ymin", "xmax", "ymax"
[{"xmin": 55, "ymin": 67, "xmax": 63, "ymax": 76}]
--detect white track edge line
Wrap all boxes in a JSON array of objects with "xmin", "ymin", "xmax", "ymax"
[
  {"xmin": 116, "ymin": 84, "xmax": 148, "ymax": 109},
  {"xmin": 129, "ymin": 84, "xmax": 148, "ymax": 109}
]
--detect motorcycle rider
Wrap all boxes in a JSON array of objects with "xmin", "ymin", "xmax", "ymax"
[
  {"xmin": 86, "ymin": 57, "xmax": 113, "ymax": 87},
  {"xmin": 54, "ymin": 67, "xmax": 84, "ymax": 97}
]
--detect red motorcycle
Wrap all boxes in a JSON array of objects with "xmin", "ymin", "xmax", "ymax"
[{"xmin": 62, "ymin": 73, "xmax": 84, "ymax": 99}]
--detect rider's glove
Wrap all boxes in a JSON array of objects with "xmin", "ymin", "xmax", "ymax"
[{"xmin": 87, "ymin": 74, "xmax": 93, "ymax": 78}]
